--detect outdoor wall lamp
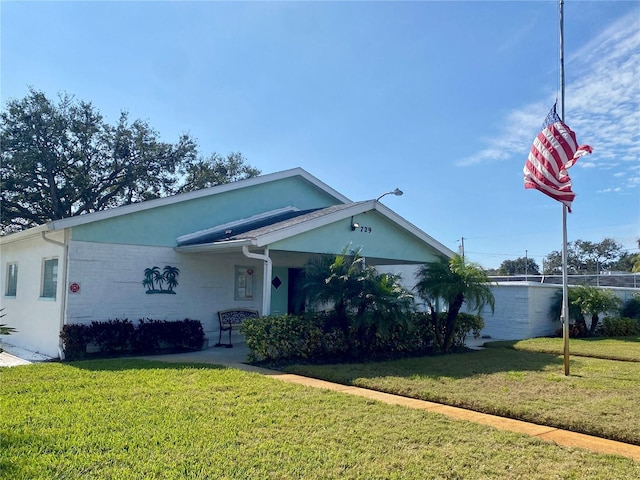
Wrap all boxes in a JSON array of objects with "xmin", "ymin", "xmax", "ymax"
[
  {"xmin": 376, "ymin": 188, "xmax": 403, "ymax": 202},
  {"xmin": 351, "ymin": 221, "xmax": 360, "ymax": 231}
]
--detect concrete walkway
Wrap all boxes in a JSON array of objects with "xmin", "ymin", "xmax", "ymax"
[{"xmin": 3, "ymin": 343, "xmax": 639, "ymax": 462}]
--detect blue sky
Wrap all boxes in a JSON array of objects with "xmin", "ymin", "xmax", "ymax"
[{"xmin": 2, "ymin": 1, "xmax": 638, "ymax": 269}]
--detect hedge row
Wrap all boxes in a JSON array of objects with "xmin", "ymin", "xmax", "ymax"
[
  {"xmin": 60, "ymin": 318, "xmax": 205, "ymax": 360},
  {"xmin": 555, "ymin": 317, "xmax": 640, "ymax": 338},
  {"xmin": 241, "ymin": 311, "xmax": 484, "ymax": 364}
]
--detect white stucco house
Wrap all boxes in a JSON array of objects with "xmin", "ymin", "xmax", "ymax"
[{"xmin": 0, "ymin": 168, "xmax": 455, "ymax": 359}]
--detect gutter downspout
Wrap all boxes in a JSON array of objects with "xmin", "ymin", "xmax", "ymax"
[
  {"xmin": 41, "ymin": 230, "xmax": 69, "ymax": 360},
  {"xmin": 241, "ymin": 245, "xmax": 272, "ymax": 315}
]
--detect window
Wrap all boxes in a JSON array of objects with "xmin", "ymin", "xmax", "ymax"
[
  {"xmin": 41, "ymin": 258, "xmax": 59, "ymax": 299},
  {"xmin": 5, "ymin": 263, "xmax": 18, "ymax": 297},
  {"xmin": 235, "ymin": 266, "xmax": 255, "ymax": 300}
]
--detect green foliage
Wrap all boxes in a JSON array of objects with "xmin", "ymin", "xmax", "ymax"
[
  {"xmin": 59, "ymin": 324, "xmax": 91, "ymax": 358},
  {"xmin": 415, "ymin": 254, "xmax": 493, "ymax": 353},
  {"xmin": 498, "ymin": 257, "xmax": 540, "ymax": 275},
  {"xmin": 543, "ymin": 238, "xmax": 626, "ymax": 274},
  {"xmin": 621, "ymin": 294, "xmax": 640, "ymax": 319},
  {"xmin": 178, "ymin": 152, "xmax": 260, "ymax": 192},
  {"xmin": 0, "ymin": 307, "xmax": 17, "ymax": 335},
  {"xmin": 601, "ymin": 317, "xmax": 640, "ymax": 337},
  {"xmin": 241, "ymin": 311, "xmax": 483, "ymax": 364},
  {"xmin": 301, "ymin": 246, "xmax": 415, "ymax": 354},
  {"xmin": 572, "ymin": 285, "xmax": 623, "ymax": 335},
  {"xmin": 60, "ymin": 318, "xmax": 205, "ymax": 360},
  {"xmin": 444, "ymin": 312, "xmax": 484, "ymax": 346},
  {"xmin": 0, "ymin": 88, "xmax": 260, "ymax": 232},
  {"xmin": 241, "ymin": 313, "xmax": 347, "ymax": 363},
  {"xmin": 548, "ymin": 288, "xmax": 583, "ymax": 323},
  {"xmin": 551, "ymin": 287, "xmax": 624, "ymax": 337}
]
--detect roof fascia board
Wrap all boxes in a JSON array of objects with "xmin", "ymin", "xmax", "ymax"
[
  {"xmin": 0, "ymin": 224, "xmax": 49, "ymax": 245},
  {"xmin": 47, "ymin": 168, "xmax": 350, "ymax": 231},
  {"xmin": 174, "ymin": 238, "xmax": 255, "ymax": 254}
]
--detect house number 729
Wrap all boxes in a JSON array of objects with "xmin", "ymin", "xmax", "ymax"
[{"xmin": 357, "ymin": 226, "xmax": 372, "ymax": 233}]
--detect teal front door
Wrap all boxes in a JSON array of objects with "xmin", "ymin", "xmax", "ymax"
[{"xmin": 270, "ymin": 267, "xmax": 289, "ymax": 316}]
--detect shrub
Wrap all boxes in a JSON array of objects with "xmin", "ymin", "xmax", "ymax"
[
  {"xmin": 241, "ymin": 311, "xmax": 480, "ymax": 365},
  {"xmin": 91, "ymin": 319, "xmax": 136, "ymax": 354},
  {"xmin": 621, "ymin": 294, "xmax": 640, "ymax": 320},
  {"xmin": 60, "ymin": 324, "xmax": 92, "ymax": 360},
  {"xmin": 61, "ymin": 318, "xmax": 205, "ymax": 360},
  {"xmin": 602, "ymin": 317, "xmax": 640, "ymax": 337},
  {"xmin": 241, "ymin": 313, "xmax": 347, "ymax": 363}
]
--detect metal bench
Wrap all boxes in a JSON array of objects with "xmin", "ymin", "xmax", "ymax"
[{"xmin": 215, "ymin": 308, "xmax": 259, "ymax": 348}]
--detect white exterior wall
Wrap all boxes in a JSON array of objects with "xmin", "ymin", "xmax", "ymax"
[
  {"xmin": 0, "ymin": 230, "xmax": 67, "ymax": 358},
  {"xmin": 477, "ymin": 283, "xmax": 561, "ymax": 340},
  {"xmin": 65, "ymin": 241, "xmax": 263, "ymax": 347}
]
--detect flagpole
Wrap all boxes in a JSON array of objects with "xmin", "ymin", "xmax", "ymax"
[{"xmin": 559, "ymin": 0, "xmax": 570, "ymax": 376}]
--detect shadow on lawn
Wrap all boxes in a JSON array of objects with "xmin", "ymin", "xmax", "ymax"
[{"xmin": 286, "ymin": 347, "xmax": 565, "ymax": 381}]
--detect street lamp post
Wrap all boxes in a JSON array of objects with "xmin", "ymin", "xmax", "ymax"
[{"xmin": 376, "ymin": 188, "xmax": 403, "ymax": 202}]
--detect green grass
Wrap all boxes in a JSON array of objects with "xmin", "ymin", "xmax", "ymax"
[
  {"xmin": 486, "ymin": 336, "xmax": 640, "ymax": 362},
  {"xmin": 1, "ymin": 359, "xmax": 638, "ymax": 479},
  {"xmin": 285, "ymin": 339, "xmax": 640, "ymax": 445}
]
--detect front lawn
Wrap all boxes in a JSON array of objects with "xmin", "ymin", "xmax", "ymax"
[
  {"xmin": 487, "ymin": 336, "xmax": 640, "ymax": 362},
  {"xmin": 1, "ymin": 359, "xmax": 638, "ymax": 479},
  {"xmin": 285, "ymin": 339, "xmax": 640, "ymax": 445}
]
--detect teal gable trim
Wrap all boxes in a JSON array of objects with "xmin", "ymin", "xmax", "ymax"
[
  {"xmin": 270, "ymin": 212, "xmax": 442, "ymax": 264},
  {"xmin": 71, "ymin": 177, "xmax": 339, "ymax": 245}
]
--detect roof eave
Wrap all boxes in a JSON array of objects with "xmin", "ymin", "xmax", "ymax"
[{"xmin": 174, "ymin": 238, "xmax": 255, "ymax": 254}]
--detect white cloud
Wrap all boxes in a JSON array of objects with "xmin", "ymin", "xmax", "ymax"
[
  {"xmin": 458, "ymin": 9, "xmax": 639, "ymax": 197},
  {"xmin": 597, "ymin": 187, "xmax": 622, "ymax": 193}
]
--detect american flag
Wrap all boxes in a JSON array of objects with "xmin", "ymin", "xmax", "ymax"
[{"xmin": 523, "ymin": 104, "xmax": 592, "ymax": 212}]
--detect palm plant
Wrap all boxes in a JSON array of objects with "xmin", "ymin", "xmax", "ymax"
[
  {"xmin": 0, "ymin": 307, "xmax": 17, "ymax": 336},
  {"xmin": 572, "ymin": 286, "xmax": 622, "ymax": 336},
  {"xmin": 302, "ymin": 246, "xmax": 414, "ymax": 354},
  {"xmin": 302, "ymin": 246, "xmax": 366, "ymax": 339},
  {"xmin": 415, "ymin": 254, "xmax": 494, "ymax": 353}
]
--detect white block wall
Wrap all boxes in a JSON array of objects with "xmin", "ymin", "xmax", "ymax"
[
  {"xmin": 477, "ymin": 283, "xmax": 562, "ymax": 340},
  {"xmin": 66, "ymin": 240, "xmax": 263, "ymax": 347}
]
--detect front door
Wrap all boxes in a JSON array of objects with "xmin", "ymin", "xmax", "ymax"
[{"xmin": 270, "ymin": 267, "xmax": 305, "ymax": 315}]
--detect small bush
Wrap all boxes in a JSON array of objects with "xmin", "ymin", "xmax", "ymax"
[
  {"xmin": 61, "ymin": 318, "xmax": 205, "ymax": 360},
  {"xmin": 554, "ymin": 322, "xmax": 589, "ymax": 338},
  {"xmin": 621, "ymin": 295, "xmax": 640, "ymax": 320},
  {"xmin": 602, "ymin": 317, "xmax": 640, "ymax": 337},
  {"xmin": 60, "ymin": 324, "xmax": 92, "ymax": 360},
  {"xmin": 241, "ymin": 313, "xmax": 347, "ymax": 363}
]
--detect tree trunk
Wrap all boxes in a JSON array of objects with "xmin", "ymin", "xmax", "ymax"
[
  {"xmin": 442, "ymin": 294, "xmax": 464, "ymax": 353},
  {"xmin": 589, "ymin": 314, "xmax": 600, "ymax": 336}
]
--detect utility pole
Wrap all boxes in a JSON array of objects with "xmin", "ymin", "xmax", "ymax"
[
  {"xmin": 459, "ymin": 237, "xmax": 465, "ymax": 263},
  {"xmin": 525, "ymin": 250, "xmax": 528, "ymax": 281}
]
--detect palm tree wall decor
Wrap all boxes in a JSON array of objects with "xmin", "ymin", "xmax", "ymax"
[{"xmin": 142, "ymin": 266, "xmax": 180, "ymax": 294}]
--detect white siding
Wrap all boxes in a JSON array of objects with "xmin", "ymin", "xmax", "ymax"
[{"xmin": 0, "ymin": 231, "xmax": 66, "ymax": 358}]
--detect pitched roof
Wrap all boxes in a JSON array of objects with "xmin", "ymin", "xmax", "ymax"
[
  {"xmin": 176, "ymin": 200, "xmax": 455, "ymax": 258},
  {"xmin": 0, "ymin": 168, "xmax": 349, "ymax": 244}
]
